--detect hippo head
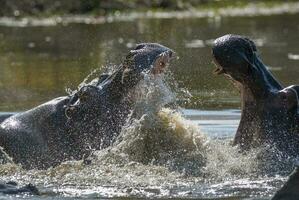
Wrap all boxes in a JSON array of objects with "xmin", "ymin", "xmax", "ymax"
[
  {"xmin": 63, "ymin": 43, "xmax": 175, "ymax": 149},
  {"xmin": 212, "ymin": 34, "xmax": 285, "ymax": 93},
  {"xmin": 212, "ymin": 34, "xmax": 257, "ymax": 83},
  {"xmin": 65, "ymin": 43, "xmax": 175, "ymax": 118},
  {"xmin": 212, "ymin": 34, "xmax": 299, "ymax": 152}
]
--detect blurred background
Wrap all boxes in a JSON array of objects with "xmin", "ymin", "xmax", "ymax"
[
  {"xmin": 0, "ymin": 0, "xmax": 298, "ymax": 111},
  {"xmin": 1, "ymin": 0, "xmax": 296, "ymax": 16}
]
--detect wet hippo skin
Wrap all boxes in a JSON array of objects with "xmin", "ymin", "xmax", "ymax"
[
  {"xmin": 0, "ymin": 43, "xmax": 175, "ymax": 169},
  {"xmin": 212, "ymin": 34, "xmax": 299, "ymax": 156}
]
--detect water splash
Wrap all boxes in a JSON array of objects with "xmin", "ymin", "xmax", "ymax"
[
  {"xmin": 65, "ymin": 68, "xmax": 103, "ymax": 96},
  {"xmin": 0, "ymin": 68, "xmax": 291, "ymax": 199},
  {"xmin": 203, "ymin": 140, "xmax": 259, "ymax": 180}
]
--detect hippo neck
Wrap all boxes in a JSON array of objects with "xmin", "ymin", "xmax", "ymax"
[
  {"xmin": 240, "ymin": 56, "xmax": 283, "ymax": 110},
  {"xmin": 235, "ymin": 57, "xmax": 284, "ymax": 149}
]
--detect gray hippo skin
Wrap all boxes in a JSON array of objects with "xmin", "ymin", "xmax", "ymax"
[
  {"xmin": 212, "ymin": 34, "xmax": 299, "ymax": 155},
  {"xmin": 0, "ymin": 43, "xmax": 175, "ymax": 169},
  {"xmin": 272, "ymin": 165, "xmax": 299, "ymax": 200}
]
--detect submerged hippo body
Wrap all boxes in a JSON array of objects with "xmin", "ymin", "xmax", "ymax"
[
  {"xmin": 0, "ymin": 43, "xmax": 175, "ymax": 169},
  {"xmin": 212, "ymin": 34, "xmax": 299, "ymax": 156}
]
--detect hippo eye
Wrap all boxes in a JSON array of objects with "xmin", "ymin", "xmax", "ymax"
[
  {"xmin": 78, "ymin": 89, "xmax": 91, "ymax": 102},
  {"xmin": 79, "ymin": 93, "xmax": 89, "ymax": 102}
]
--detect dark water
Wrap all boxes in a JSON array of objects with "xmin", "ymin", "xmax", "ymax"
[{"xmin": 0, "ymin": 12, "xmax": 299, "ymax": 200}]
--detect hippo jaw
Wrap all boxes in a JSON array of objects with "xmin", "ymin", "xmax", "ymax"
[{"xmin": 212, "ymin": 35, "xmax": 299, "ymax": 153}]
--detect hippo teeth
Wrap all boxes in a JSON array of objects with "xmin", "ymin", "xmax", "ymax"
[{"xmin": 213, "ymin": 67, "xmax": 225, "ymax": 75}]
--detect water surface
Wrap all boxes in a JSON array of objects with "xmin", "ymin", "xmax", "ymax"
[{"xmin": 0, "ymin": 12, "xmax": 299, "ymax": 200}]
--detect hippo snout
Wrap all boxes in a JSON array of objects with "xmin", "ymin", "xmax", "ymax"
[
  {"xmin": 212, "ymin": 34, "xmax": 258, "ymax": 82},
  {"xmin": 127, "ymin": 43, "xmax": 175, "ymax": 74}
]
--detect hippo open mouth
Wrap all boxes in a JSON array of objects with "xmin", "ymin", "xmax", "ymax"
[
  {"xmin": 123, "ymin": 43, "xmax": 175, "ymax": 77},
  {"xmin": 211, "ymin": 34, "xmax": 299, "ymax": 155},
  {"xmin": 151, "ymin": 50, "xmax": 174, "ymax": 75},
  {"xmin": 211, "ymin": 35, "xmax": 259, "ymax": 84}
]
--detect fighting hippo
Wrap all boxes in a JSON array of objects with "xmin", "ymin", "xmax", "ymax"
[
  {"xmin": 0, "ymin": 43, "xmax": 175, "ymax": 169},
  {"xmin": 212, "ymin": 34, "xmax": 299, "ymax": 156}
]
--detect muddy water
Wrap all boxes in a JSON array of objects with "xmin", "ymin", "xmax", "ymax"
[{"xmin": 0, "ymin": 11, "xmax": 299, "ymax": 199}]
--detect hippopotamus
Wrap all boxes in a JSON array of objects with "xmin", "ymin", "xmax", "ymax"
[
  {"xmin": 0, "ymin": 43, "xmax": 175, "ymax": 169},
  {"xmin": 272, "ymin": 164, "xmax": 299, "ymax": 200},
  {"xmin": 212, "ymin": 34, "xmax": 299, "ymax": 156}
]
